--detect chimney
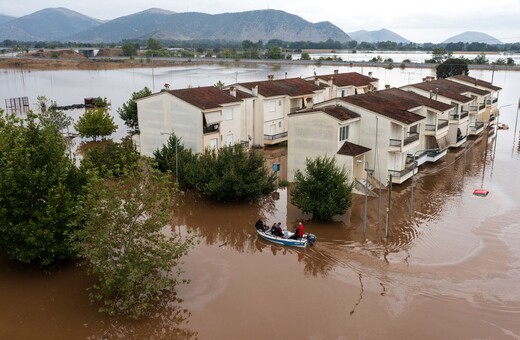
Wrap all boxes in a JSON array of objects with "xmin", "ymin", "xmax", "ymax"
[
  {"xmin": 314, "ymin": 76, "xmax": 320, "ymax": 86},
  {"xmin": 368, "ymin": 72, "xmax": 373, "ymax": 78},
  {"xmin": 252, "ymin": 85, "xmax": 258, "ymax": 96},
  {"xmin": 334, "ymin": 69, "xmax": 339, "ymax": 74},
  {"xmin": 435, "ymin": 87, "xmax": 438, "ymax": 100},
  {"xmin": 268, "ymin": 74, "xmax": 274, "ymax": 81},
  {"xmin": 328, "ymin": 77, "xmax": 333, "ymax": 87},
  {"xmin": 164, "ymin": 83, "xmax": 170, "ymax": 90},
  {"xmin": 229, "ymin": 86, "xmax": 236, "ymax": 97},
  {"xmin": 385, "ymin": 84, "xmax": 391, "ymax": 89}
]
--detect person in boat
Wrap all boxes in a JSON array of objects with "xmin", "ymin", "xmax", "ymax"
[
  {"xmin": 276, "ymin": 222, "xmax": 284, "ymax": 238},
  {"xmin": 290, "ymin": 222, "xmax": 305, "ymax": 239},
  {"xmin": 255, "ymin": 219, "xmax": 265, "ymax": 231},
  {"xmin": 270, "ymin": 223, "xmax": 278, "ymax": 235}
]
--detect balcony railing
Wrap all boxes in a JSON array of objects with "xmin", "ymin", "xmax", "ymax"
[
  {"xmin": 470, "ymin": 121, "xmax": 485, "ymax": 132},
  {"xmin": 425, "ymin": 124, "xmax": 436, "ymax": 131},
  {"xmin": 403, "ymin": 132, "xmax": 419, "ymax": 146},
  {"xmin": 460, "ymin": 111, "xmax": 469, "ymax": 119},
  {"xmin": 388, "ymin": 163, "xmax": 415, "ymax": 179},
  {"xmin": 264, "ymin": 131, "xmax": 288, "ymax": 141},
  {"xmin": 479, "ymin": 103, "xmax": 486, "ymax": 110},
  {"xmin": 389, "ymin": 138, "xmax": 401, "ymax": 147},
  {"xmin": 438, "ymin": 119, "xmax": 449, "ymax": 129}
]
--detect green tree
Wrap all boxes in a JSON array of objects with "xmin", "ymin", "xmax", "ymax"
[
  {"xmin": 73, "ymin": 163, "xmax": 196, "ymax": 319},
  {"xmin": 213, "ymin": 80, "xmax": 225, "ymax": 89},
  {"xmin": 265, "ymin": 47, "xmax": 283, "ymax": 59},
  {"xmin": 117, "ymin": 87, "xmax": 152, "ymax": 134},
  {"xmin": 155, "ymin": 138, "xmax": 277, "ymax": 201},
  {"xmin": 75, "ymin": 108, "xmax": 118, "ymax": 141},
  {"xmin": 122, "ymin": 42, "xmax": 138, "ymax": 56},
  {"xmin": 82, "ymin": 137, "xmax": 140, "ymax": 178},
  {"xmin": 36, "ymin": 96, "xmax": 73, "ymax": 132},
  {"xmin": 291, "ymin": 155, "xmax": 353, "ymax": 221},
  {"xmin": 436, "ymin": 58, "xmax": 469, "ymax": 79},
  {"xmin": 300, "ymin": 52, "xmax": 311, "ymax": 60},
  {"xmin": 0, "ymin": 110, "xmax": 89, "ymax": 265},
  {"xmin": 431, "ymin": 48, "xmax": 447, "ymax": 63},
  {"xmin": 146, "ymin": 37, "xmax": 162, "ymax": 51},
  {"xmin": 473, "ymin": 53, "xmax": 489, "ymax": 64}
]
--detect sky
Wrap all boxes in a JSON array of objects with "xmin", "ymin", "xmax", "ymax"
[{"xmin": 1, "ymin": 0, "xmax": 519, "ymax": 43}]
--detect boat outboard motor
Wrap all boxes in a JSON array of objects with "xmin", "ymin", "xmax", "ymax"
[{"xmin": 306, "ymin": 234, "xmax": 317, "ymax": 245}]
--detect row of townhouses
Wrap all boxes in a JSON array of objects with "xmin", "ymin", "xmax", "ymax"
[{"xmin": 136, "ymin": 71, "xmax": 501, "ymax": 189}]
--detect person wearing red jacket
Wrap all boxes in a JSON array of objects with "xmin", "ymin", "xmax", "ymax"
[{"xmin": 290, "ymin": 222, "xmax": 304, "ymax": 239}]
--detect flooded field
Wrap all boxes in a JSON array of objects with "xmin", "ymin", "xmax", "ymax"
[{"xmin": 1, "ymin": 64, "xmax": 520, "ymax": 339}]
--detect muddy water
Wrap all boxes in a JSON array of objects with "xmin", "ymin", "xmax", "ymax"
[
  {"xmin": 2, "ymin": 66, "xmax": 520, "ymax": 339},
  {"xmin": 2, "ymin": 127, "xmax": 520, "ymax": 339}
]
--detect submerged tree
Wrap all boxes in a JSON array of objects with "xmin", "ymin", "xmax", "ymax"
[
  {"xmin": 436, "ymin": 58, "xmax": 469, "ymax": 78},
  {"xmin": 75, "ymin": 108, "xmax": 117, "ymax": 141},
  {"xmin": 117, "ymin": 87, "xmax": 152, "ymax": 134},
  {"xmin": 73, "ymin": 163, "xmax": 196, "ymax": 319},
  {"xmin": 291, "ymin": 155, "xmax": 353, "ymax": 221},
  {"xmin": 0, "ymin": 110, "xmax": 88, "ymax": 265},
  {"xmin": 155, "ymin": 137, "xmax": 277, "ymax": 201}
]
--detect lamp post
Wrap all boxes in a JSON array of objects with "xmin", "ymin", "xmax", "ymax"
[
  {"xmin": 493, "ymin": 104, "xmax": 512, "ymax": 159},
  {"xmin": 514, "ymin": 98, "xmax": 520, "ymax": 143},
  {"xmin": 410, "ymin": 148, "xmax": 439, "ymax": 217},
  {"xmin": 357, "ymin": 159, "xmax": 369, "ymax": 240},
  {"xmin": 160, "ymin": 132, "xmax": 179, "ymax": 180}
]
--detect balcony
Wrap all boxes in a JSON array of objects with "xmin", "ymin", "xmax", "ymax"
[
  {"xmin": 438, "ymin": 119, "xmax": 449, "ymax": 129},
  {"xmin": 388, "ymin": 164, "xmax": 417, "ymax": 184},
  {"xmin": 203, "ymin": 124, "xmax": 220, "ymax": 134},
  {"xmin": 450, "ymin": 134, "xmax": 467, "ymax": 148},
  {"xmin": 426, "ymin": 148, "xmax": 447, "ymax": 162},
  {"xmin": 264, "ymin": 131, "xmax": 288, "ymax": 145},
  {"xmin": 460, "ymin": 111, "xmax": 469, "ymax": 119},
  {"xmin": 469, "ymin": 121, "xmax": 485, "ymax": 135},
  {"xmin": 388, "ymin": 132, "xmax": 419, "ymax": 153}
]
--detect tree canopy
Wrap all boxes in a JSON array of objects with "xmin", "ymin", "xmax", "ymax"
[
  {"xmin": 436, "ymin": 58, "xmax": 469, "ymax": 78},
  {"xmin": 75, "ymin": 108, "xmax": 118, "ymax": 141},
  {"xmin": 155, "ymin": 136, "xmax": 277, "ymax": 201},
  {"xmin": 117, "ymin": 87, "xmax": 152, "ymax": 134},
  {"xmin": 0, "ymin": 110, "xmax": 88, "ymax": 265},
  {"xmin": 291, "ymin": 155, "xmax": 353, "ymax": 221},
  {"xmin": 73, "ymin": 163, "xmax": 196, "ymax": 319}
]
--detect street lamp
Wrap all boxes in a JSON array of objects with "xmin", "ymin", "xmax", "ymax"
[
  {"xmin": 160, "ymin": 132, "xmax": 179, "ymax": 180},
  {"xmin": 410, "ymin": 148, "xmax": 439, "ymax": 217},
  {"xmin": 357, "ymin": 159, "xmax": 369, "ymax": 240}
]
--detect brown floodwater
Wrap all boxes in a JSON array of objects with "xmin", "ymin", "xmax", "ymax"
[{"xmin": 2, "ymin": 127, "xmax": 520, "ymax": 339}]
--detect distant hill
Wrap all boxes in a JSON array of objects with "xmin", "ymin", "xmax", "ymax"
[
  {"xmin": 442, "ymin": 31, "xmax": 502, "ymax": 44},
  {"xmin": 0, "ymin": 8, "xmax": 101, "ymax": 41},
  {"xmin": 0, "ymin": 14, "xmax": 15, "ymax": 25},
  {"xmin": 69, "ymin": 8, "xmax": 174, "ymax": 42},
  {"xmin": 67, "ymin": 9, "xmax": 351, "ymax": 43},
  {"xmin": 348, "ymin": 29, "xmax": 410, "ymax": 43}
]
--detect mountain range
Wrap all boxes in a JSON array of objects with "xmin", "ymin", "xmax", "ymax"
[
  {"xmin": 442, "ymin": 31, "xmax": 502, "ymax": 44},
  {"xmin": 0, "ymin": 7, "xmax": 504, "ymax": 45},
  {"xmin": 348, "ymin": 29, "xmax": 410, "ymax": 44}
]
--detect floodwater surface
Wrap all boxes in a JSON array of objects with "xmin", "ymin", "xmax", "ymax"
[{"xmin": 1, "ymin": 65, "xmax": 520, "ymax": 339}]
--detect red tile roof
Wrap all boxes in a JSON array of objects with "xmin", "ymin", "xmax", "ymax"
[
  {"xmin": 448, "ymin": 75, "xmax": 502, "ymax": 91},
  {"xmin": 318, "ymin": 72, "xmax": 378, "ymax": 87},
  {"xmin": 341, "ymin": 90, "xmax": 426, "ymax": 125},
  {"xmin": 168, "ymin": 86, "xmax": 242, "ymax": 110},
  {"xmin": 293, "ymin": 104, "xmax": 360, "ymax": 121},
  {"xmin": 381, "ymin": 88, "xmax": 453, "ymax": 112},
  {"xmin": 239, "ymin": 78, "xmax": 324, "ymax": 97},
  {"xmin": 337, "ymin": 141, "xmax": 371, "ymax": 156},
  {"xmin": 408, "ymin": 78, "xmax": 490, "ymax": 103}
]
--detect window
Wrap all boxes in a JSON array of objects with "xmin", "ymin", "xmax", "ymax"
[
  {"xmin": 339, "ymin": 125, "xmax": 349, "ymax": 141},
  {"xmin": 278, "ymin": 121, "xmax": 282, "ymax": 128},
  {"xmin": 268, "ymin": 101, "xmax": 276, "ymax": 112},
  {"xmin": 225, "ymin": 108, "xmax": 233, "ymax": 121},
  {"xmin": 278, "ymin": 100, "xmax": 282, "ymax": 106},
  {"xmin": 210, "ymin": 138, "xmax": 218, "ymax": 150},
  {"xmin": 226, "ymin": 134, "xmax": 233, "ymax": 146}
]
